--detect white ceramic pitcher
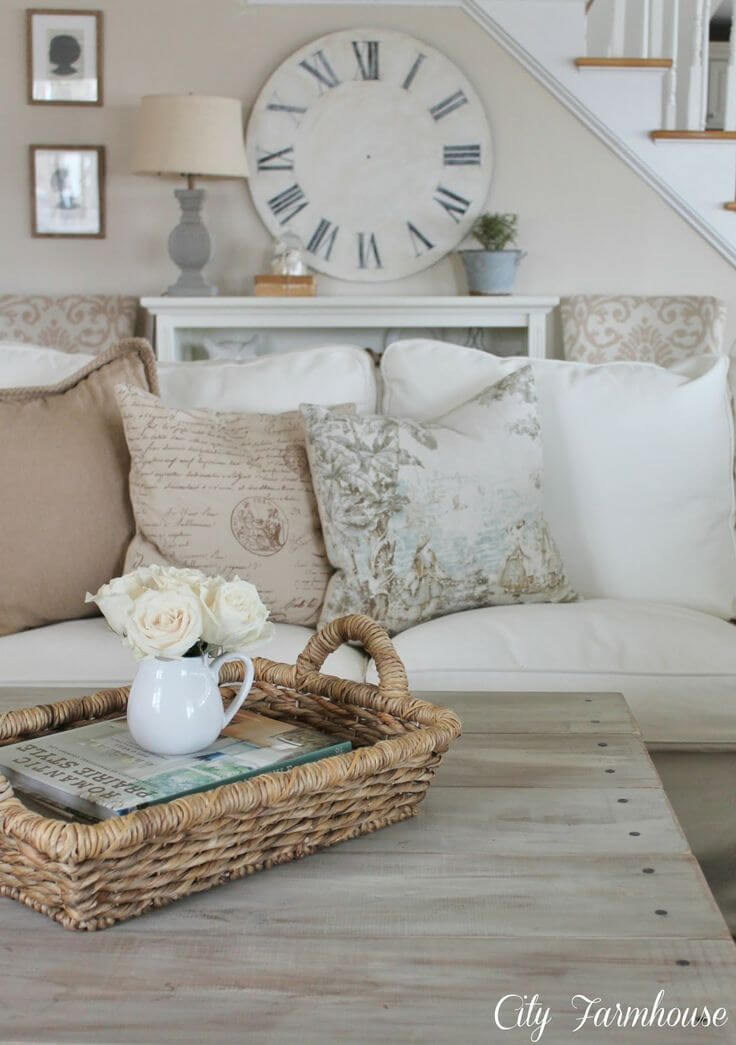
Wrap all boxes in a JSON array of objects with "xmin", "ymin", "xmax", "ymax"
[{"xmin": 127, "ymin": 652, "xmax": 254, "ymax": 756}]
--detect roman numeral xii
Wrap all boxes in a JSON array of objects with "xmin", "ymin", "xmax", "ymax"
[{"xmin": 352, "ymin": 41, "xmax": 379, "ymax": 80}]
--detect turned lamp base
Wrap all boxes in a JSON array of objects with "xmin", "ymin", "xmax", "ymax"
[{"xmin": 166, "ymin": 187, "xmax": 218, "ymax": 297}]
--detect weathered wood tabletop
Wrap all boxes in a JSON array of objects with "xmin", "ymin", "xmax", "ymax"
[{"xmin": 0, "ymin": 688, "xmax": 734, "ymax": 1044}]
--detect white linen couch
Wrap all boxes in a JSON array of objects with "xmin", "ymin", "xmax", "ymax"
[{"xmin": 2, "ymin": 339, "xmax": 735, "ymax": 929}]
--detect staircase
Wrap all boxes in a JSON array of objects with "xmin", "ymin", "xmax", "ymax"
[{"xmin": 471, "ymin": 0, "xmax": 736, "ymax": 264}]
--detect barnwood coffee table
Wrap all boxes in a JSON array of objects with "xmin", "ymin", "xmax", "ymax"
[{"xmin": 0, "ymin": 687, "xmax": 735, "ymax": 1044}]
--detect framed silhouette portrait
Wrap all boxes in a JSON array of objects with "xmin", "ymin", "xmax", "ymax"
[
  {"xmin": 30, "ymin": 146, "xmax": 105, "ymax": 237},
  {"xmin": 27, "ymin": 9, "xmax": 103, "ymax": 105}
]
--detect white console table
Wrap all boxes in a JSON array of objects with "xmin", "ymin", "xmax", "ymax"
[{"xmin": 140, "ymin": 296, "xmax": 560, "ymax": 361}]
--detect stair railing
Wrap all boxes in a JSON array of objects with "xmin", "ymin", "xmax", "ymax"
[
  {"xmin": 587, "ymin": 0, "xmax": 657, "ymax": 58},
  {"xmin": 585, "ymin": 0, "xmax": 736, "ymax": 131}
]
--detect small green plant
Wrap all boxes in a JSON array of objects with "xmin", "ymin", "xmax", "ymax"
[{"xmin": 471, "ymin": 212, "xmax": 518, "ymax": 251}]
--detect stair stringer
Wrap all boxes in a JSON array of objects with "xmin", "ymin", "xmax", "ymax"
[{"xmin": 468, "ymin": 0, "xmax": 736, "ymax": 266}]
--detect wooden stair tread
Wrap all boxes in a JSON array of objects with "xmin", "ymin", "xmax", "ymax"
[
  {"xmin": 651, "ymin": 130, "xmax": 736, "ymax": 141},
  {"xmin": 576, "ymin": 57, "xmax": 673, "ymax": 69}
]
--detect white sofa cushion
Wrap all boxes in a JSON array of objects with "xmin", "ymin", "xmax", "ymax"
[
  {"xmin": 365, "ymin": 598, "xmax": 736, "ymax": 745},
  {"xmin": 0, "ymin": 617, "xmax": 368, "ymax": 691},
  {"xmin": 0, "ymin": 343, "xmax": 379, "ymax": 415},
  {"xmin": 382, "ymin": 340, "xmax": 736, "ymax": 620},
  {"xmin": 0, "ymin": 343, "xmax": 95, "ymax": 386},
  {"xmin": 157, "ymin": 345, "xmax": 377, "ymax": 413}
]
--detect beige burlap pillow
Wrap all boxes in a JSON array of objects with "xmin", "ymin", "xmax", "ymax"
[
  {"xmin": 117, "ymin": 385, "xmax": 333, "ymax": 627},
  {"xmin": 0, "ymin": 339, "xmax": 158, "ymax": 636}
]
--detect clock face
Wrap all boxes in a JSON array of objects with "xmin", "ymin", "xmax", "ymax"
[{"xmin": 246, "ymin": 29, "xmax": 493, "ymax": 282}]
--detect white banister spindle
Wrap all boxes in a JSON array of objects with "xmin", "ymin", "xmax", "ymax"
[
  {"xmin": 655, "ymin": 0, "xmax": 680, "ymax": 128},
  {"xmin": 642, "ymin": 0, "xmax": 652, "ymax": 58},
  {"xmin": 585, "ymin": 0, "xmax": 615, "ymax": 57},
  {"xmin": 650, "ymin": 0, "xmax": 666, "ymax": 57},
  {"xmin": 701, "ymin": 0, "xmax": 713, "ymax": 127},
  {"xmin": 724, "ymin": 0, "xmax": 736, "ymax": 130},
  {"xmin": 687, "ymin": 0, "xmax": 711, "ymax": 129},
  {"xmin": 619, "ymin": 0, "xmax": 652, "ymax": 57},
  {"xmin": 607, "ymin": 0, "xmax": 627, "ymax": 57}
]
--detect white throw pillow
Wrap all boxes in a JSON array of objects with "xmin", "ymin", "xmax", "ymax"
[
  {"xmin": 158, "ymin": 345, "xmax": 377, "ymax": 413},
  {"xmin": 381, "ymin": 339, "xmax": 736, "ymax": 620},
  {"xmin": 0, "ymin": 342, "xmax": 94, "ymax": 387},
  {"xmin": 2, "ymin": 342, "xmax": 378, "ymax": 414}
]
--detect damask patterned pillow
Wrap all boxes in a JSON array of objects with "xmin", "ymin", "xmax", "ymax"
[
  {"xmin": 301, "ymin": 366, "xmax": 576, "ymax": 635},
  {"xmin": 560, "ymin": 295, "xmax": 726, "ymax": 367}
]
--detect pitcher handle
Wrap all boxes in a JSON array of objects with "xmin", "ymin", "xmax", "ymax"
[{"xmin": 208, "ymin": 652, "xmax": 255, "ymax": 727}]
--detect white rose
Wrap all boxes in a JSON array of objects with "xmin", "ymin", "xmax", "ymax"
[
  {"xmin": 145, "ymin": 564, "xmax": 202, "ymax": 591},
  {"xmin": 126, "ymin": 564, "xmax": 161, "ymax": 590},
  {"xmin": 85, "ymin": 571, "xmax": 151, "ymax": 635},
  {"xmin": 124, "ymin": 588, "xmax": 204, "ymax": 660},
  {"xmin": 202, "ymin": 578, "xmax": 274, "ymax": 652}
]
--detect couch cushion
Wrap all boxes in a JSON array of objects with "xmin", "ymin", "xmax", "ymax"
[
  {"xmin": 0, "ymin": 343, "xmax": 95, "ymax": 386},
  {"xmin": 381, "ymin": 341, "xmax": 736, "ymax": 620},
  {"xmin": 365, "ymin": 599, "xmax": 736, "ymax": 745},
  {"xmin": 157, "ymin": 345, "xmax": 377, "ymax": 413},
  {"xmin": 0, "ymin": 340, "xmax": 159, "ymax": 637},
  {"xmin": 560, "ymin": 294, "xmax": 727, "ymax": 366},
  {"xmin": 0, "ymin": 617, "xmax": 368, "ymax": 691},
  {"xmin": 1, "ymin": 343, "xmax": 379, "ymax": 415},
  {"xmin": 0, "ymin": 294, "xmax": 138, "ymax": 355}
]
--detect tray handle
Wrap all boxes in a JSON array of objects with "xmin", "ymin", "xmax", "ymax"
[
  {"xmin": 0, "ymin": 774, "xmax": 13, "ymax": 805},
  {"xmin": 295, "ymin": 614, "xmax": 410, "ymax": 701}
]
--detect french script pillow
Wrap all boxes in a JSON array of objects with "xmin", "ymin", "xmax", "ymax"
[
  {"xmin": 301, "ymin": 366, "xmax": 576, "ymax": 635},
  {"xmin": 0, "ymin": 339, "xmax": 158, "ymax": 637},
  {"xmin": 117, "ymin": 385, "xmax": 334, "ymax": 627}
]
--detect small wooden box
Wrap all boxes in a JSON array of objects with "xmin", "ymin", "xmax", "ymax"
[{"xmin": 254, "ymin": 275, "xmax": 317, "ymax": 297}]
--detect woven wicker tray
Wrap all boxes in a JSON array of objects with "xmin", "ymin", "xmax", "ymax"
[{"xmin": 0, "ymin": 615, "xmax": 461, "ymax": 931}]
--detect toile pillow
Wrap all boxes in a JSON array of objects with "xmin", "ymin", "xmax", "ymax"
[
  {"xmin": 301, "ymin": 366, "xmax": 576, "ymax": 635},
  {"xmin": 116, "ymin": 384, "xmax": 335, "ymax": 627}
]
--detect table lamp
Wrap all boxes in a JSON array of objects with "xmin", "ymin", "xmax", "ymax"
[{"xmin": 133, "ymin": 94, "xmax": 249, "ymax": 297}]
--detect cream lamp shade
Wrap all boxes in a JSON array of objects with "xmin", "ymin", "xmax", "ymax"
[{"xmin": 133, "ymin": 94, "xmax": 248, "ymax": 178}]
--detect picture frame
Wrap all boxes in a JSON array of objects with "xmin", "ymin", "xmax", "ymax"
[
  {"xmin": 26, "ymin": 8, "xmax": 103, "ymax": 105},
  {"xmin": 30, "ymin": 145, "xmax": 105, "ymax": 238}
]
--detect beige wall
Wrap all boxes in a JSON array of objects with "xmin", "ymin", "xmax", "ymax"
[{"xmin": 3, "ymin": 0, "xmax": 736, "ymax": 349}]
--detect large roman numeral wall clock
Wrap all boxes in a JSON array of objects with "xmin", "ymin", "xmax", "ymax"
[{"xmin": 245, "ymin": 29, "xmax": 493, "ymax": 282}]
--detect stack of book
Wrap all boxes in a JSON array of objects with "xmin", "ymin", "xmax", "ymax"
[
  {"xmin": 253, "ymin": 274, "xmax": 317, "ymax": 296},
  {"xmin": 0, "ymin": 709, "xmax": 350, "ymax": 821}
]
